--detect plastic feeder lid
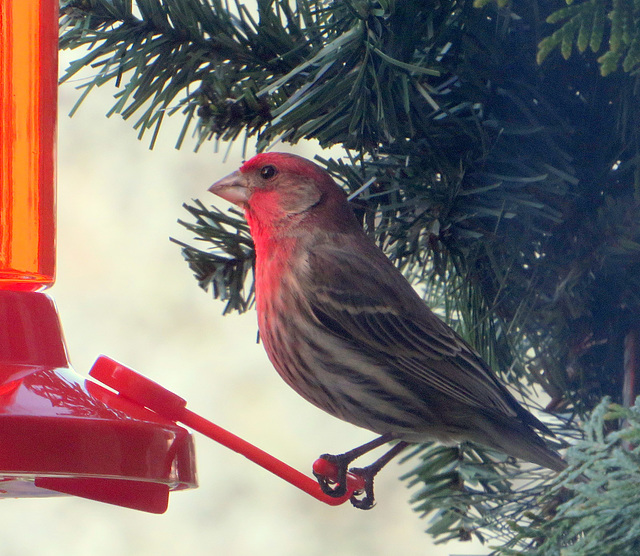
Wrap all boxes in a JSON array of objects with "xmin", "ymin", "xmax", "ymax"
[{"xmin": 0, "ymin": 291, "xmax": 197, "ymax": 513}]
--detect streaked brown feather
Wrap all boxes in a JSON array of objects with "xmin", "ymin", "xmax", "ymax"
[{"xmin": 305, "ymin": 236, "xmax": 551, "ymax": 433}]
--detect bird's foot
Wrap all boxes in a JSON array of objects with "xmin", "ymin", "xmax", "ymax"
[
  {"xmin": 312, "ymin": 436, "xmax": 408, "ymax": 509},
  {"xmin": 346, "ymin": 441, "xmax": 409, "ymax": 509}
]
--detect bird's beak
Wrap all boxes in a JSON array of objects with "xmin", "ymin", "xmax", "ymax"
[{"xmin": 208, "ymin": 170, "xmax": 251, "ymax": 206}]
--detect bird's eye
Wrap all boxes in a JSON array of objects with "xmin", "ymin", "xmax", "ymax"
[{"xmin": 260, "ymin": 165, "xmax": 277, "ymax": 180}]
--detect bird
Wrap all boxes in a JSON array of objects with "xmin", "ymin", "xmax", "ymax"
[{"xmin": 208, "ymin": 152, "xmax": 566, "ymax": 509}]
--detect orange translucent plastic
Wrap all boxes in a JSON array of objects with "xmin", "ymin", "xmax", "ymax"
[{"xmin": 0, "ymin": 0, "xmax": 57, "ymax": 290}]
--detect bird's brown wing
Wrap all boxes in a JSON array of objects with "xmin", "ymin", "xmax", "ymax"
[{"xmin": 305, "ymin": 240, "xmax": 546, "ymax": 430}]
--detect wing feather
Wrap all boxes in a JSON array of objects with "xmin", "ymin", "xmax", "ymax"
[{"xmin": 305, "ymin": 241, "xmax": 528, "ymax": 421}]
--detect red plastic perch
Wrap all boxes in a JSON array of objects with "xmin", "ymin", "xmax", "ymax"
[{"xmin": 89, "ymin": 356, "xmax": 364, "ymax": 506}]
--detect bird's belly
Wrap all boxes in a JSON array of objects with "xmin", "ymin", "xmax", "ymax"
[{"xmin": 257, "ymin": 299, "xmax": 447, "ymax": 438}]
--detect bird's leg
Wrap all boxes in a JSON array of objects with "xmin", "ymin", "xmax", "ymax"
[
  {"xmin": 348, "ymin": 441, "xmax": 409, "ymax": 510},
  {"xmin": 314, "ymin": 433, "xmax": 394, "ymax": 498}
]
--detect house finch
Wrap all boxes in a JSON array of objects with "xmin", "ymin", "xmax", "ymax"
[{"xmin": 209, "ymin": 152, "xmax": 566, "ymax": 509}]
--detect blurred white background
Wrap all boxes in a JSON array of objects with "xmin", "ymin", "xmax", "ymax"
[{"xmin": 0, "ymin": 50, "xmax": 486, "ymax": 556}]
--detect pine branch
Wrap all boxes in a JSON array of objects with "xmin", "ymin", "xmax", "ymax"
[
  {"xmin": 60, "ymin": 0, "xmax": 442, "ymax": 150},
  {"xmin": 400, "ymin": 441, "xmax": 571, "ymax": 547},
  {"xmin": 171, "ymin": 200, "xmax": 255, "ymax": 313},
  {"xmin": 59, "ymin": 0, "xmax": 324, "ymax": 147}
]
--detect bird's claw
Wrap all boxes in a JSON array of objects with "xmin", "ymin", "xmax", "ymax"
[
  {"xmin": 348, "ymin": 467, "xmax": 376, "ymax": 510},
  {"xmin": 313, "ymin": 453, "xmax": 348, "ymax": 498},
  {"xmin": 316, "ymin": 474, "xmax": 348, "ymax": 498}
]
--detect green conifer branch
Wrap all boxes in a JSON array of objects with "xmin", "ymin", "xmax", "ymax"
[
  {"xmin": 538, "ymin": 0, "xmax": 640, "ymax": 76},
  {"xmin": 500, "ymin": 399, "xmax": 640, "ymax": 554}
]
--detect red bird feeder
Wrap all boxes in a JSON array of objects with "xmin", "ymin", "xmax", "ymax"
[
  {"xmin": 0, "ymin": 0, "xmax": 197, "ymax": 514},
  {"xmin": 0, "ymin": 0, "xmax": 362, "ymax": 513}
]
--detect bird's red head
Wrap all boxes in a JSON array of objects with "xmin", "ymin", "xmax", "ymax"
[
  {"xmin": 238, "ymin": 152, "xmax": 331, "ymax": 186},
  {"xmin": 209, "ymin": 152, "xmax": 358, "ymax": 238}
]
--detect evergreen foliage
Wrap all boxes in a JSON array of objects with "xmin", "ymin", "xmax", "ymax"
[
  {"xmin": 60, "ymin": 0, "xmax": 640, "ymax": 551},
  {"xmin": 172, "ymin": 201, "xmax": 255, "ymax": 313},
  {"xmin": 538, "ymin": 0, "xmax": 640, "ymax": 75},
  {"xmin": 500, "ymin": 399, "xmax": 640, "ymax": 555}
]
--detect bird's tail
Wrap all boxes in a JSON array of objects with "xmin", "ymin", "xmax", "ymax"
[
  {"xmin": 508, "ymin": 435, "xmax": 567, "ymax": 472},
  {"xmin": 475, "ymin": 416, "xmax": 567, "ymax": 472}
]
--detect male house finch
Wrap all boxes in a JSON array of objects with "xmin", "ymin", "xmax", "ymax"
[{"xmin": 209, "ymin": 152, "xmax": 565, "ymax": 509}]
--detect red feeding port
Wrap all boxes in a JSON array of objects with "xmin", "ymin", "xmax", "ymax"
[{"xmin": 0, "ymin": 291, "xmax": 197, "ymax": 513}]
